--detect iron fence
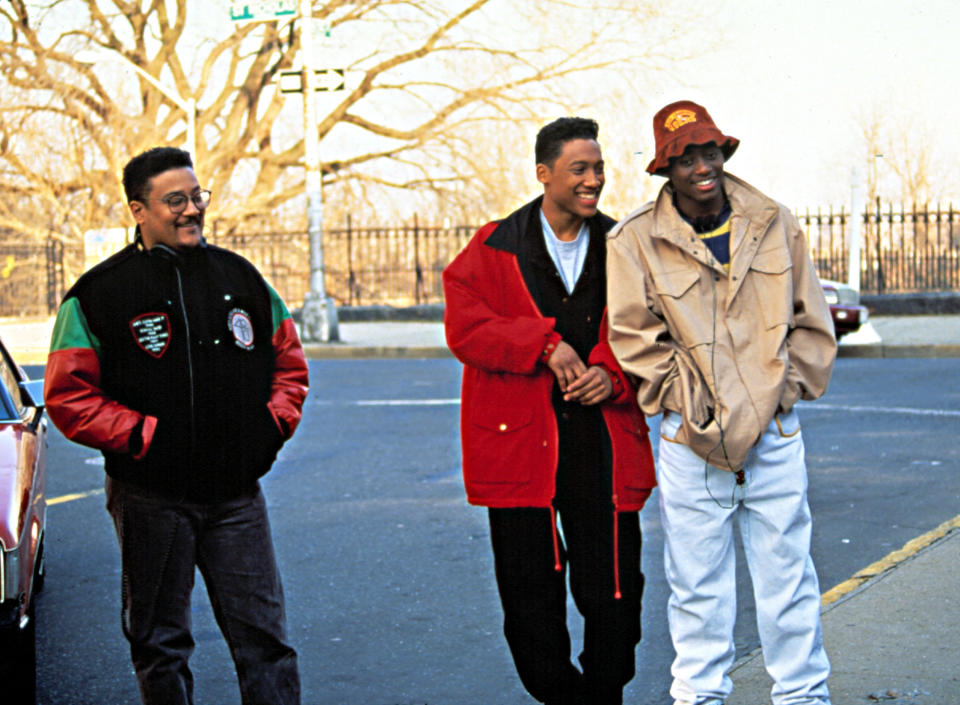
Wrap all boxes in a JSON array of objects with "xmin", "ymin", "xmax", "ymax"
[
  {"xmin": 799, "ymin": 200, "xmax": 960, "ymax": 293},
  {"xmin": 0, "ymin": 238, "xmax": 70, "ymax": 317},
  {"xmin": 2, "ymin": 202, "xmax": 957, "ymax": 318},
  {"xmin": 212, "ymin": 214, "xmax": 475, "ymax": 308},
  {"xmin": 216, "ymin": 203, "xmax": 959, "ymax": 309}
]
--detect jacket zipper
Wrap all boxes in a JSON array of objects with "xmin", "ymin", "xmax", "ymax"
[{"xmin": 172, "ymin": 263, "xmax": 197, "ymax": 454}]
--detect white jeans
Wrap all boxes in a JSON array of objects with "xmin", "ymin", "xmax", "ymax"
[{"xmin": 658, "ymin": 409, "xmax": 831, "ymax": 705}]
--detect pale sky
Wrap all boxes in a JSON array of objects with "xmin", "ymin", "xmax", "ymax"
[{"xmin": 652, "ymin": 0, "xmax": 960, "ymax": 207}]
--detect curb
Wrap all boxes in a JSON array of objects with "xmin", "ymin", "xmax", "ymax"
[
  {"xmin": 837, "ymin": 343, "xmax": 960, "ymax": 358},
  {"xmin": 12, "ymin": 344, "xmax": 960, "ymax": 364},
  {"xmin": 819, "ymin": 512, "xmax": 960, "ymax": 608},
  {"xmin": 300, "ymin": 344, "xmax": 960, "ymax": 360},
  {"xmin": 302, "ymin": 345, "xmax": 453, "ymax": 360},
  {"xmin": 728, "ymin": 513, "xmax": 960, "ymax": 677}
]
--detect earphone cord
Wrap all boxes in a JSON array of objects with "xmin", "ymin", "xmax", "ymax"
[{"xmin": 704, "ymin": 269, "xmax": 742, "ymax": 509}]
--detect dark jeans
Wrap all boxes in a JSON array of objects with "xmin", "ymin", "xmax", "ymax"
[{"xmin": 106, "ymin": 477, "xmax": 300, "ymax": 705}]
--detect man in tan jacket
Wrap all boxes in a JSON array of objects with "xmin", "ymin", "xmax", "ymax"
[{"xmin": 606, "ymin": 100, "xmax": 836, "ymax": 705}]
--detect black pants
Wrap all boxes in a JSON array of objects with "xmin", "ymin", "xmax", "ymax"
[
  {"xmin": 488, "ymin": 411, "xmax": 643, "ymax": 705},
  {"xmin": 106, "ymin": 478, "xmax": 300, "ymax": 705}
]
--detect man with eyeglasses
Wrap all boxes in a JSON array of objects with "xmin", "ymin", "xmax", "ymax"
[{"xmin": 44, "ymin": 146, "xmax": 308, "ymax": 705}]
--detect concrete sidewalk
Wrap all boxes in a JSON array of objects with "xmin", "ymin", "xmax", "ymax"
[
  {"xmin": 727, "ymin": 516, "xmax": 960, "ymax": 704},
  {"xmin": 296, "ymin": 315, "xmax": 960, "ymax": 359}
]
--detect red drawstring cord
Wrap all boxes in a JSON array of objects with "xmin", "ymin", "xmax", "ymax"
[
  {"xmin": 549, "ymin": 506, "xmax": 622, "ymax": 597},
  {"xmin": 612, "ymin": 509, "xmax": 622, "ymax": 600},
  {"xmin": 550, "ymin": 506, "xmax": 562, "ymax": 572}
]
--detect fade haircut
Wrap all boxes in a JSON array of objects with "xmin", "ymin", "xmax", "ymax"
[
  {"xmin": 122, "ymin": 147, "xmax": 193, "ymax": 204},
  {"xmin": 534, "ymin": 117, "xmax": 599, "ymax": 169}
]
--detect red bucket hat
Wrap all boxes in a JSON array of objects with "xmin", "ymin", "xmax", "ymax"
[{"xmin": 646, "ymin": 100, "xmax": 739, "ymax": 175}]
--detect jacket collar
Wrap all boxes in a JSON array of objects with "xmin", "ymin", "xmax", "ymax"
[
  {"xmin": 651, "ymin": 173, "xmax": 783, "ymax": 303},
  {"xmin": 484, "ymin": 195, "xmax": 616, "ymax": 255},
  {"xmin": 138, "ymin": 235, "xmax": 209, "ymax": 263},
  {"xmin": 482, "ymin": 196, "xmax": 615, "ymax": 311},
  {"xmin": 652, "ymin": 173, "xmax": 779, "ymax": 266}
]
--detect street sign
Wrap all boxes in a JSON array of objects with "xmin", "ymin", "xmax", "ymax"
[
  {"xmin": 229, "ymin": 0, "xmax": 297, "ymax": 23},
  {"xmin": 279, "ymin": 69, "xmax": 346, "ymax": 93}
]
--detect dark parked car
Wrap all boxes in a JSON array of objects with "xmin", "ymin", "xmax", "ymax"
[
  {"xmin": 821, "ymin": 279, "xmax": 869, "ymax": 339},
  {"xmin": 0, "ymin": 337, "xmax": 46, "ymax": 703}
]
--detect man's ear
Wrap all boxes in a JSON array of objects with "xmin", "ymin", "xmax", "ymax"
[
  {"xmin": 129, "ymin": 201, "xmax": 147, "ymax": 225},
  {"xmin": 536, "ymin": 162, "xmax": 551, "ymax": 186}
]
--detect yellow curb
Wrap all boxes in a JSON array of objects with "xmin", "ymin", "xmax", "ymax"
[{"xmin": 821, "ymin": 512, "xmax": 960, "ymax": 606}]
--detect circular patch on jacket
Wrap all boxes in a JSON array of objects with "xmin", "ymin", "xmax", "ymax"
[
  {"xmin": 130, "ymin": 313, "xmax": 171, "ymax": 358},
  {"xmin": 227, "ymin": 308, "xmax": 255, "ymax": 350}
]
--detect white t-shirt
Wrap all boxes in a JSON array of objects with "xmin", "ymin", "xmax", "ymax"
[{"xmin": 539, "ymin": 210, "xmax": 590, "ymax": 295}]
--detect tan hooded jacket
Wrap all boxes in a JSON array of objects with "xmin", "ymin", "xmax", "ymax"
[{"xmin": 606, "ymin": 173, "xmax": 837, "ymax": 471}]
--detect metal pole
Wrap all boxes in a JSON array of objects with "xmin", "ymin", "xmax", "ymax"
[
  {"xmin": 848, "ymin": 164, "xmax": 863, "ymax": 292},
  {"xmin": 299, "ymin": 0, "xmax": 339, "ymax": 342}
]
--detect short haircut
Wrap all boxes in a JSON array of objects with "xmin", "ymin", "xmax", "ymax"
[
  {"xmin": 535, "ymin": 117, "xmax": 599, "ymax": 168},
  {"xmin": 122, "ymin": 147, "xmax": 193, "ymax": 204}
]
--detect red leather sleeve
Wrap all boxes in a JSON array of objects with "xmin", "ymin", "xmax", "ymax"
[
  {"xmin": 268, "ymin": 317, "xmax": 309, "ymax": 439},
  {"xmin": 44, "ymin": 348, "xmax": 147, "ymax": 453}
]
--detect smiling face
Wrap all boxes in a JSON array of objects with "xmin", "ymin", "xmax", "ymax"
[
  {"xmin": 129, "ymin": 167, "xmax": 205, "ymax": 251},
  {"xmin": 666, "ymin": 142, "xmax": 727, "ymax": 218},
  {"xmin": 536, "ymin": 138, "xmax": 605, "ymax": 238}
]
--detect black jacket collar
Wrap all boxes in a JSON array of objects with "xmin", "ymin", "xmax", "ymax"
[
  {"xmin": 483, "ymin": 196, "xmax": 616, "ymax": 310},
  {"xmin": 483, "ymin": 195, "xmax": 616, "ymax": 255}
]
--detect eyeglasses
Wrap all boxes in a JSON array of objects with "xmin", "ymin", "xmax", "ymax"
[{"xmin": 150, "ymin": 190, "xmax": 212, "ymax": 214}]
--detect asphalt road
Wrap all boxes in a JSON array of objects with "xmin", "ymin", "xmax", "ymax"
[{"xmin": 25, "ymin": 357, "xmax": 960, "ymax": 705}]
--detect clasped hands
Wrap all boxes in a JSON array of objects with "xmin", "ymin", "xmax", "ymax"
[{"xmin": 546, "ymin": 340, "xmax": 612, "ymax": 406}]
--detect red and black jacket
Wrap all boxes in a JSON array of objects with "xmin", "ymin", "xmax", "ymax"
[
  {"xmin": 443, "ymin": 197, "xmax": 656, "ymax": 512},
  {"xmin": 45, "ymin": 239, "xmax": 309, "ymax": 502}
]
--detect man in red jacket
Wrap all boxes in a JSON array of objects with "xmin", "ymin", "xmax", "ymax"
[{"xmin": 443, "ymin": 117, "xmax": 656, "ymax": 705}]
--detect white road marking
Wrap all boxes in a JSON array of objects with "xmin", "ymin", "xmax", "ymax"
[
  {"xmin": 336, "ymin": 398, "xmax": 960, "ymax": 419},
  {"xmin": 354, "ymin": 399, "xmax": 461, "ymax": 406},
  {"xmin": 800, "ymin": 402, "xmax": 960, "ymax": 418}
]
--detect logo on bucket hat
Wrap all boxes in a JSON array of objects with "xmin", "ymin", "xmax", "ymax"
[{"xmin": 664, "ymin": 108, "xmax": 698, "ymax": 132}]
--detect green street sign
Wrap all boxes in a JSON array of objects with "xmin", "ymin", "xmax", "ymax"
[{"xmin": 229, "ymin": 1, "xmax": 297, "ymax": 22}]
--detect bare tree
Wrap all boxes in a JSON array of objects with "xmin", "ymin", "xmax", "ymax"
[
  {"xmin": 0, "ymin": 0, "xmax": 699, "ymax": 252},
  {"xmin": 854, "ymin": 103, "xmax": 954, "ymax": 207}
]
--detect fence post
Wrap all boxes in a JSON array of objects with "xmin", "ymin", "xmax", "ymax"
[
  {"xmin": 952, "ymin": 203, "xmax": 958, "ymax": 290},
  {"xmin": 45, "ymin": 237, "xmax": 63, "ymax": 314},
  {"xmin": 873, "ymin": 197, "xmax": 883, "ymax": 294},
  {"xmin": 347, "ymin": 214, "xmax": 355, "ymax": 306},
  {"xmin": 413, "ymin": 212, "xmax": 423, "ymax": 305},
  {"xmin": 936, "ymin": 203, "xmax": 943, "ymax": 289}
]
